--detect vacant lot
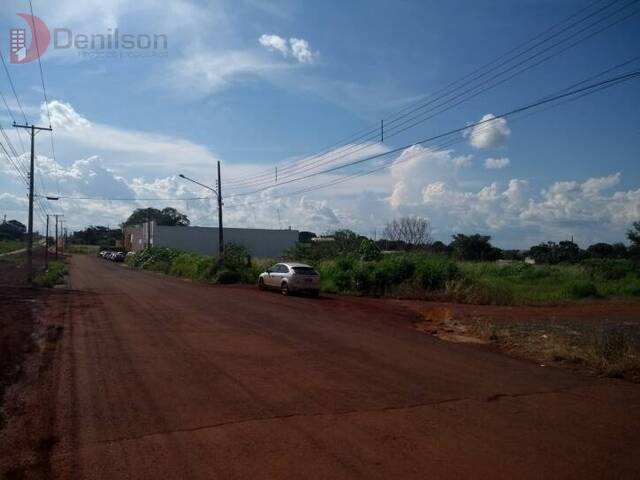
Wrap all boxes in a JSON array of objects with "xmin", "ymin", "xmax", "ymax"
[{"xmin": 0, "ymin": 240, "xmax": 25, "ymax": 255}]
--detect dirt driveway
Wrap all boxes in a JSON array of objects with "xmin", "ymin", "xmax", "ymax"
[{"xmin": 2, "ymin": 254, "xmax": 640, "ymax": 479}]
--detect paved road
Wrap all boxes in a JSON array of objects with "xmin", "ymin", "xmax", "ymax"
[{"xmin": 3, "ymin": 255, "xmax": 640, "ymax": 479}]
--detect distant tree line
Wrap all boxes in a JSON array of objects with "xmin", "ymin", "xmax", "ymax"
[
  {"xmin": 70, "ymin": 225, "xmax": 123, "ymax": 246},
  {"xmin": 295, "ymin": 217, "xmax": 640, "ymax": 264}
]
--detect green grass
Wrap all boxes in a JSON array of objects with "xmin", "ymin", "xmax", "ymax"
[
  {"xmin": 457, "ymin": 261, "xmax": 640, "ymax": 304},
  {"xmin": 66, "ymin": 244, "xmax": 100, "ymax": 255},
  {"xmin": 0, "ymin": 240, "xmax": 25, "ymax": 254},
  {"xmin": 32, "ymin": 260, "xmax": 66, "ymax": 288},
  {"xmin": 127, "ymin": 247, "xmax": 273, "ymax": 285},
  {"xmin": 316, "ymin": 255, "xmax": 640, "ymax": 305}
]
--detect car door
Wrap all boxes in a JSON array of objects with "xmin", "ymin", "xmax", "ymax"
[{"xmin": 266, "ymin": 263, "xmax": 280, "ymax": 287}]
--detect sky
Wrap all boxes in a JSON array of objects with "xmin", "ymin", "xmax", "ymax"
[{"xmin": 0, "ymin": 0, "xmax": 639, "ymax": 248}]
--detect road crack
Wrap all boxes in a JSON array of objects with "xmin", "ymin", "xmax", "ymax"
[{"xmin": 93, "ymin": 385, "xmax": 589, "ymax": 446}]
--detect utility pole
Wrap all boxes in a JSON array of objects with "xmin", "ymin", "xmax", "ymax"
[
  {"xmin": 147, "ymin": 210, "xmax": 151, "ymax": 250},
  {"xmin": 14, "ymin": 123, "xmax": 52, "ymax": 280},
  {"xmin": 53, "ymin": 214, "xmax": 62, "ymax": 258},
  {"xmin": 217, "ymin": 160, "xmax": 224, "ymax": 263},
  {"xmin": 45, "ymin": 215, "xmax": 49, "ymax": 269}
]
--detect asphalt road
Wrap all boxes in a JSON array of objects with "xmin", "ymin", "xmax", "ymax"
[{"xmin": 3, "ymin": 255, "xmax": 640, "ymax": 479}]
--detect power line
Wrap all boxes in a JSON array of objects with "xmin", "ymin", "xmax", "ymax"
[
  {"xmin": 224, "ymin": 0, "xmax": 639, "ymax": 190},
  {"xmin": 223, "ymin": 70, "xmax": 640, "ymax": 207},
  {"xmin": 27, "ymin": 0, "xmax": 60, "ymax": 194},
  {"xmin": 0, "ymin": 50, "xmax": 28, "ymax": 124}
]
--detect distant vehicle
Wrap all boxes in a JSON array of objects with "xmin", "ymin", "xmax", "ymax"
[
  {"xmin": 112, "ymin": 252, "xmax": 127, "ymax": 262},
  {"xmin": 258, "ymin": 262, "xmax": 320, "ymax": 296}
]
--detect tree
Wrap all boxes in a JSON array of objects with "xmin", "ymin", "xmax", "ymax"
[
  {"xmin": 71, "ymin": 226, "xmax": 122, "ymax": 246},
  {"xmin": 586, "ymin": 242, "xmax": 615, "ymax": 259},
  {"xmin": 0, "ymin": 219, "xmax": 26, "ymax": 240},
  {"xmin": 450, "ymin": 233, "xmax": 501, "ymax": 261},
  {"xmin": 124, "ymin": 207, "xmax": 190, "ymax": 227},
  {"xmin": 528, "ymin": 242, "xmax": 556, "ymax": 264},
  {"xmin": 628, "ymin": 221, "xmax": 640, "ymax": 247},
  {"xmin": 383, "ymin": 217, "xmax": 432, "ymax": 247},
  {"xmin": 298, "ymin": 231, "xmax": 317, "ymax": 243},
  {"xmin": 556, "ymin": 240, "xmax": 583, "ymax": 263},
  {"xmin": 528, "ymin": 240, "xmax": 583, "ymax": 264},
  {"xmin": 359, "ymin": 238, "xmax": 382, "ymax": 261}
]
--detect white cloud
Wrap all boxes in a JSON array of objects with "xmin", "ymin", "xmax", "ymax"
[
  {"xmin": 484, "ymin": 157, "xmax": 510, "ymax": 169},
  {"xmin": 289, "ymin": 37, "xmax": 316, "ymax": 64},
  {"xmin": 259, "ymin": 34, "xmax": 289, "ymax": 57},
  {"xmin": 258, "ymin": 34, "xmax": 317, "ymax": 64},
  {"xmin": 389, "ymin": 145, "xmax": 474, "ymax": 208},
  {"xmin": 168, "ymin": 49, "xmax": 292, "ymax": 96},
  {"xmin": 466, "ymin": 113, "xmax": 511, "ymax": 149},
  {"xmin": 581, "ymin": 172, "xmax": 620, "ymax": 194},
  {"xmin": 40, "ymin": 100, "xmax": 219, "ymax": 173}
]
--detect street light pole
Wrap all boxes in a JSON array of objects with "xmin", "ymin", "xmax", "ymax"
[{"xmin": 178, "ymin": 165, "xmax": 224, "ymax": 263}]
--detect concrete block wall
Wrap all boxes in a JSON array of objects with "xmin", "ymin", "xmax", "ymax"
[{"xmin": 152, "ymin": 225, "xmax": 298, "ymax": 258}]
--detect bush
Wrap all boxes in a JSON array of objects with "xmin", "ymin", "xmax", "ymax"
[
  {"xmin": 567, "ymin": 281, "xmax": 599, "ymax": 298},
  {"xmin": 169, "ymin": 253, "xmax": 213, "ymax": 280},
  {"xmin": 415, "ymin": 256, "xmax": 461, "ymax": 290},
  {"xmin": 582, "ymin": 258, "xmax": 636, "ymax": 281},
  {"xmin": 359, "ymin": 239, "xmax": 382, "ymax": 261},
  {"xmin": 215, "ymin": 268, "xmax": 242, "ymax": 284}
]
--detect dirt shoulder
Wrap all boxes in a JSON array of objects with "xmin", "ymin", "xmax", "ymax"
[{"xmin": 401, "ymin": 299, "xmax": 640, "ymax": 381}]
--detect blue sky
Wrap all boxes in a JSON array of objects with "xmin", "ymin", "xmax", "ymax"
[{"xmin": 0, "ymin": 0, "xmax": 639, "ymax": 248}]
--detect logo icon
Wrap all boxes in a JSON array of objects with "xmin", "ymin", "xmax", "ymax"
[{"xmin": 10, "ymin": 13, "xmax": 50, "ymax": 64}]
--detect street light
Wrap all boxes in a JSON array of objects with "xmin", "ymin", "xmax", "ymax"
[{"xmin": 178, "ymin": 163, "xmax": 224, "ymax": 263}]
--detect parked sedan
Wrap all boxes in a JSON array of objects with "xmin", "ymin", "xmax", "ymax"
[{"xmin": 258, "ymin": 262, "xmax": 320, "ymax": 296}]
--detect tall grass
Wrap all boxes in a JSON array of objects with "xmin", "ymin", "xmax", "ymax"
[
  {"xmin": 0, "ymin": 240, "xmax": 25, "ymax": 254},
  {"xmin": 125, "ymin": 247, "xmax": 640, "ymax": 305},
  {"xmin": 127, "ymin": 246, "xmax": 274, "ymax": 285},
  {"xmin": 32, "ymin": 260, "xmax": 66, "ymax": 287}
]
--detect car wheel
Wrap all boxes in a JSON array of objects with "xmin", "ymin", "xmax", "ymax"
[
  {"xmin": 281, "ymin": 282, "xmax": 289, "ymax": 296},
  {"xmin": 258, "ymin": 278, "xmax": 265, "ymax": 290}
]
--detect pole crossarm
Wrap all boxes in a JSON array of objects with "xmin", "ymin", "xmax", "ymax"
[{"xmin": 13, "ymin": 122, "xmax": 52, "ymax": 132}]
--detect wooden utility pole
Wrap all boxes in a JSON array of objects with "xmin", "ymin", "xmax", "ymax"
[
  {"xmin": 217, "ymin": 160, "xmax": 224, "ymax": 263},
  {"xmin": 45, "ymin": 214, "xmax": 49, "ymax": 269},
  {"xmin": 13, "ymin": 123, "xmax": 52, "ymax": 281},
  {"xmin": 53, "ymin": 214, "xmax": 62, "ymax": 258}
]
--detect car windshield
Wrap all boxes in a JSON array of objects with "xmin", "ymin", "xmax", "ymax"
[{"xmin": 292, "ymin": 267, "xmax": 318, "ymax": 276}]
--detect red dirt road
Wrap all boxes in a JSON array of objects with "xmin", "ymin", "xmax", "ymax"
[{"xmin": 2, "ymin": 255, "xmax": 640, "ymax": 479}]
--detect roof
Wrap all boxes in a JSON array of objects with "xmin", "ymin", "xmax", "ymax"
[{"xmin": 280, "ymin": 262, "xmax": 313, "ymax": 268}]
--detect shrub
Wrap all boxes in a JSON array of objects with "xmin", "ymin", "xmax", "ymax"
[
  {"xmin": 582, "ymin": 258, "xmax": 636, "ymax": 281},
  {"xmin": 415, "ymin": 256, "xmax": 461, "ymax": 290},
  {"xmin": 169, "ymin": 253, "xmax": 213, "ymax": 280},
  {"xmin": 215, "ymin": 268, "xmax": 242, "ymax": 284},
  {"xmin": 567, "ymin": 281, "xmax": 599, "ymax": 298},
  {"xmin": 359, "ymin": 238, "xmax": 382, "ymax": 261},
  {"xmin": 224, "ymin": 243, "xmax": 251, "ymax": 269}
]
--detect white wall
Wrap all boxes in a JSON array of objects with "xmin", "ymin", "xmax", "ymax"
[{"xmin": 153, "ymin": 225, "xmax": 298, "ymax": 258}]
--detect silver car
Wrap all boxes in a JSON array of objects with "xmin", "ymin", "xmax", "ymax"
[{"xmin": 258, "ymin": 262, "xmax": 320, "ymax": 296}]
